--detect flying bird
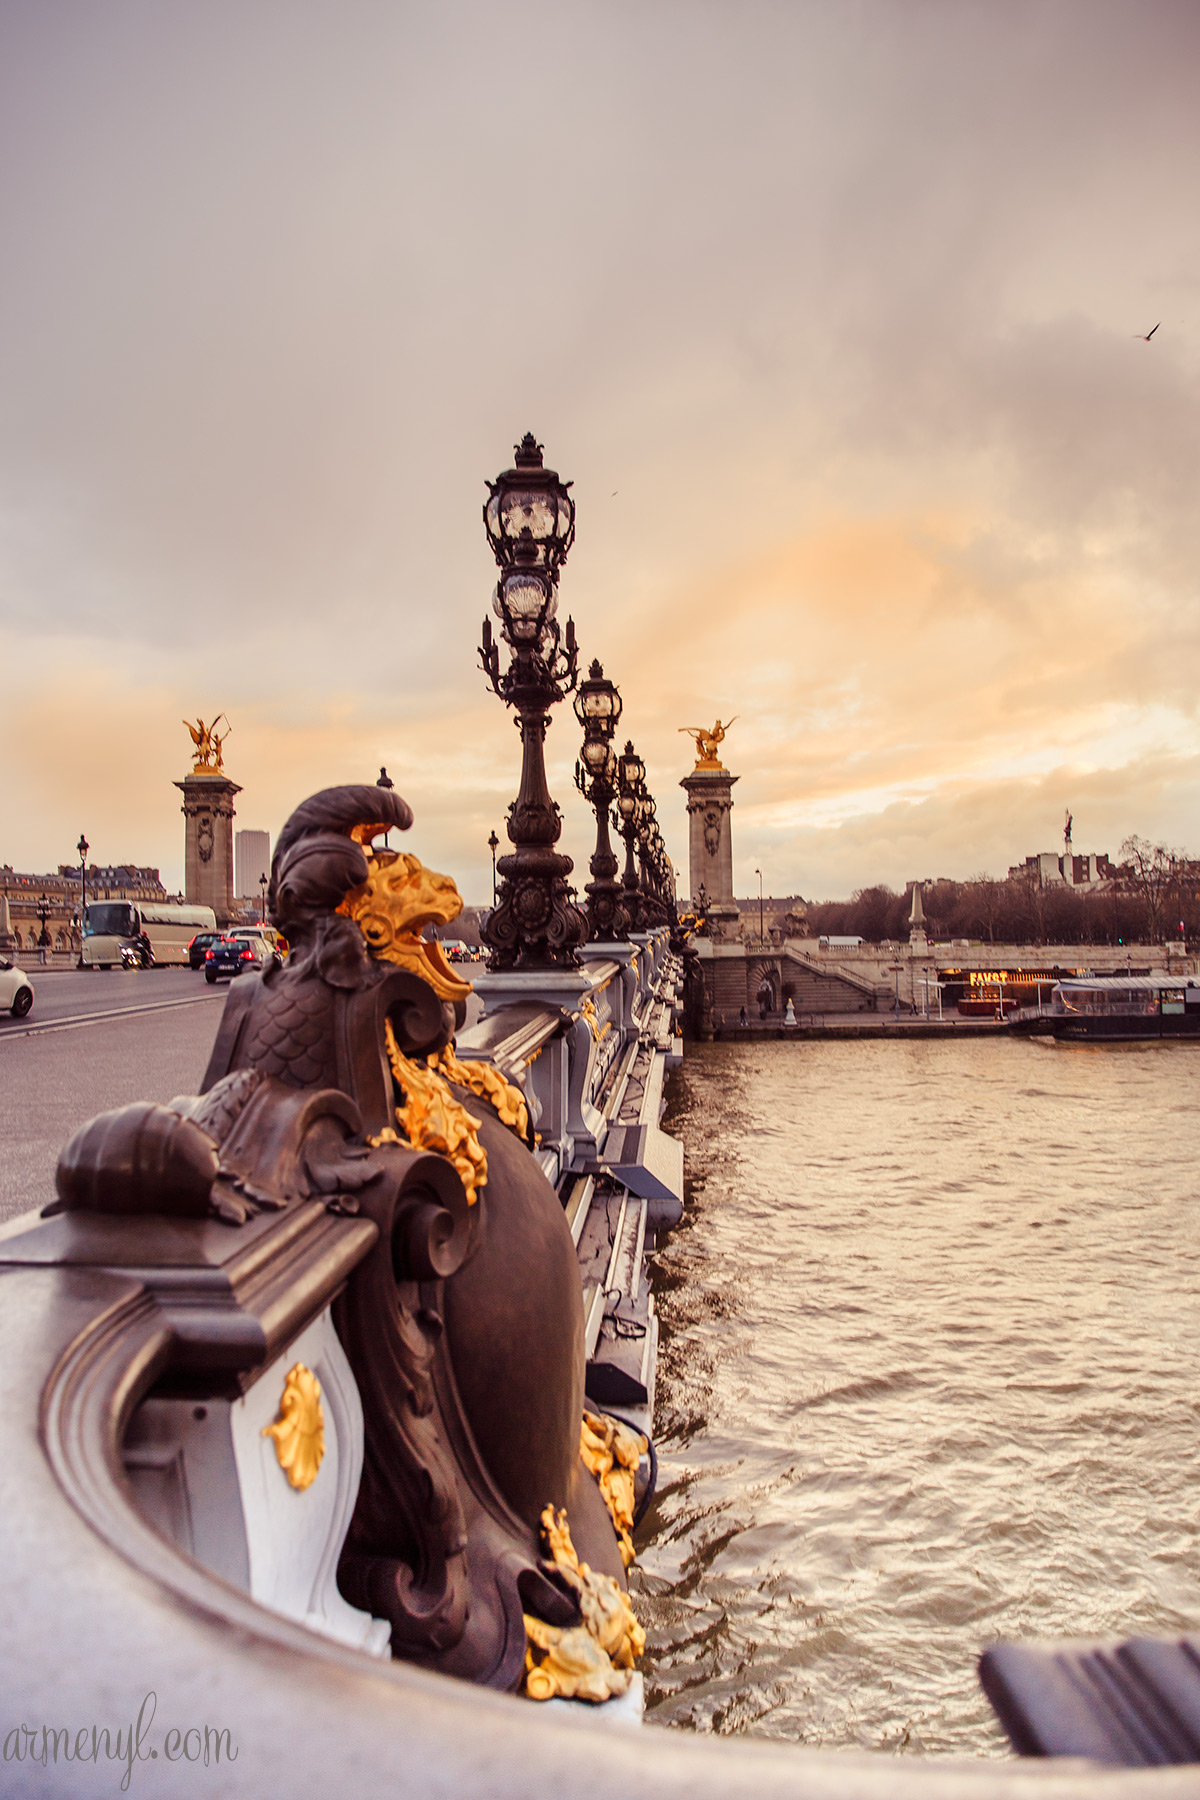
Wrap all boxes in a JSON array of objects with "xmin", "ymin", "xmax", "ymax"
[{"xmin": 1134, "ymin": 323, "xmax": 1160, "ymax": 341}]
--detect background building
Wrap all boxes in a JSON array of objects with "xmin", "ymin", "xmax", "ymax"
[
  {"xmin": 235, "ymin": 830, "xmax": 271, "ymax": 900},
  {"xmin": 1007, "ymin": 851, "xmax": 1116, "ymax": 888},
  {"xmin": 0, "ymin": 864, "xmax": 169, "ymax": 958}
]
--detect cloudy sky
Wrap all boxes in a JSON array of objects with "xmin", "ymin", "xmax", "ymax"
[{"xmin": 2, "ymin": 0, "xmax": 1198, "ymax": 902}]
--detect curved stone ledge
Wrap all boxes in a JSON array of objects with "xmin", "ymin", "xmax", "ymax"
[{"xmin": 0, "ymin": 1255, "xmax": 1185, "ymax": 1797}]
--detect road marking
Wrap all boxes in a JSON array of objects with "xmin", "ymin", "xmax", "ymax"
[{"xmin": 0, "ymin": 992, "xmax": 225, "ymax": 1042}]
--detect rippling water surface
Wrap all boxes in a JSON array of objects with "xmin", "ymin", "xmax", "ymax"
[{"xmin": 634, "ymin": 1038, "xmax": 1200, "ymax": 1756}]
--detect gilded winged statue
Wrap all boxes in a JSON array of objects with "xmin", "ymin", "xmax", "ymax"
[
  {"xmin": 679, "ymin": 716, "xmax": 737, "ymax": 771},
  {"xmin": 184, "ymin": 714, "xmax": 231, "ymax": 772}
]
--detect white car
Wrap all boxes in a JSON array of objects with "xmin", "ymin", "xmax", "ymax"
[{"xmin": 0, "ymin": 959, "xmax": 34, "ymax": 1019}]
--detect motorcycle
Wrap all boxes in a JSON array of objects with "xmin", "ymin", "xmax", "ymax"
[{"xmin": 120, "ymin": 940, "xmax": 154, "ymax": 971}]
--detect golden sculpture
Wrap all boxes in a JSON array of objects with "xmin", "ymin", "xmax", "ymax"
[
  {"xmin": 380, "ymin": 1020, "xmax": 488, "ymax": 1206},
  {"xmin": 580, "ymin": 1410, "xmax": 647, "ymax": 1570},
  {"xmin": 344, "ymin": 843, "xmax": 539, "ymax": 1194},
  {"xmin": 523, "ymin": 1615, "xmax": 631, "ymax": 1703},
  {"xmin": 432, "ymin": 1043, "xmax": 530, "ymax": 1145},
  {"xmin": 184, "ymin": 714, "xmax": 231, "ymax": 773},
  {"xmin": 679, "ymin": 716, "xmax": 738, "ymax": 772},
  {"xmin": 579, "ymin": 999, "xmax": 611, "ymax": 1046},
  {"xmin": 339, "ymin": 849, "xmax": 472, "ymax": 1005},
  {"xmin": 262, "ymin": 1362, "xmax": 325, "ymax": 1491},
  {"xmin": 523, "ymin": 1505, "xmax": 645, "ymax": 1702}
]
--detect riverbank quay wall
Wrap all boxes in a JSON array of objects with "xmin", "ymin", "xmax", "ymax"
[{"xmin": 689, "ymin": 934, "xmax": 1197, "ymax": 1029}]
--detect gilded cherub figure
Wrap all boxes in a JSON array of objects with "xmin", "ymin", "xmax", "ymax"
[{"xmin": 679, "ymin": 716, "xmax": 737, "ymax": 771}]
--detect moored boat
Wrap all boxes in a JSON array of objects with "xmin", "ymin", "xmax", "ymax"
[{"xmin": 1011, "ymin": 973, "xmax": 1200, "ymax": 1040}]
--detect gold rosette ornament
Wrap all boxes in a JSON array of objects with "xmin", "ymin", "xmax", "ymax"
[{"xmin": 262, "ymin": 1362, "xmax": 325, "ymax": 1491}]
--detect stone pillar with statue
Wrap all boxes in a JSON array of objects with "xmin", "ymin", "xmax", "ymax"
[
  {"xmin": 174, "ymin": 715, "xmax": 241, "ymax": 925},
  {"xmin": 679, "ymin": 718, "xmax": 739, "ymax": 939}
]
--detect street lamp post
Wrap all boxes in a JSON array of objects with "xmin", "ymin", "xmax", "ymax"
[
  {"xmin": 259, "ymin": 872, "xmax": 268, "ymax": 923},
  {"xmin": 77, "ymin": 833, "xmax": 89, "ymax": 967},
  {"xmin": 36, "ymin": 893, "xmax": 51, "ymax": 954},
  {"xmin": 574, "ymin": 659, "xmax": 629, "ymax": 941},
  {"xmin": 478, "ymin": 434, "xmax": 587, "ymax": 970},
  {"xmin": 376, "ymin": 769, "xmax": 395, "ymax": 849},
  {"xmin": 755, "ymin": 866, "xmax": 764, "ymax": 943},
  {"xmin": 487, "ymin": 831, "xmax": 500, "ymax": 905},
  {"xmin": 613, "ymin": 741, "xmax": 646, "ymax": 933}
]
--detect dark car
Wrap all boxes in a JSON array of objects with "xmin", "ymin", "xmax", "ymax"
[
  {"xmin": 203, "ymin": 935, "xmax": 275, "ymax": 984},
  {"xmin": 188, "ymin": 931, "xmax": 224, "ymax": 970}
]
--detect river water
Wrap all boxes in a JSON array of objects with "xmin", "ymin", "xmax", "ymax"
[{"xmin": 634, "ymin": 1037, "xmax": 1200, "ymax": 1756}]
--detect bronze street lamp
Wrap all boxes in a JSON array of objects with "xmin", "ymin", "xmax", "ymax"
[
  {"xmin": 573, "ymin": 659, "xmax": 630, "ymax": 941},
  {"xmin": 376, "ymin": 768, "xmax": 395, "ymax": 849},
  {"xmin": 77, "ymin": 833, "xmax": 89, "ymax": 967},
  {"xmin": 259, "ymin": 871, "xmax": 268, "ymax": 923},
  {"xmin": 636, "ymin": 801, "xmax": 675, "ymax": 929},
  {"xmin": 613, "ymin": 741, "xmax": 646, "ymax": 933},
  {"xmin": 36, "ymin": 892, "xmax": 51, "ymax": 950},
  {"xmin": 487, "ymin": 830, "xmax": 499, "ymax": 905},
  {"xmin": 478, "ymin": 434, "xmax": 587, "ymax": 970}
]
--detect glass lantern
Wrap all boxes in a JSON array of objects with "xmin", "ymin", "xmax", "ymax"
[
  {"xmin": 618, "ymin": 742, "xmax": 645, "ymax": 794},
  {"xmin": 573, "ymin": 659, "xmax": 622, "ymax": 736},
  {"xmin": 483, "ymin": 434, "xmax": 576, "ymax": 577}
]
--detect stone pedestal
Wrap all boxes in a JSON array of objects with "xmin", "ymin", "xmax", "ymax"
[
  {"xmin": 680, "ymin": 766, "xmax": 739, "ymax": 927},
  {"xmin": 175, "ymin": 771, "xmax": 241, "ymax": 924}
]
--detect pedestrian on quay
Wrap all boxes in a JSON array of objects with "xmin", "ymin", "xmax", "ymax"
[{"xmin": 739, "ymin": 1005, "xmax": 747, "ymax": 1027}]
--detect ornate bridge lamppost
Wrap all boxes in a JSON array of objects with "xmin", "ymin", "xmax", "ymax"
[
  {"xmin": 613, "ymin": 741, "xmax": 646, "ymax": 933},
  {"xmin": 645, "ymin": 822, "xmax": 674, "ymax": 924},
  {"xmin": 76, "ymin": 833, "xmax": 89, "ymax": 967},
  {"xmin": 478, "ymin": 434, "xmax": 587, "ymax": 970},
  {"xmin": 637, "ymin": 800, "xmax": 674, "ymax": 929},
  {"xmin": 573, "ymin": 659, "xmax": 630, "ymax": 942}
]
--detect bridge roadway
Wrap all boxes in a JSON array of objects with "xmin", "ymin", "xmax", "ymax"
[
  {"xmin": 0, "ymin": 967, "xmax": 227, "ymax": 1224},
  {"xmin": 0, "ymin": 965, "xmax": 487, "ymax": 1225}
]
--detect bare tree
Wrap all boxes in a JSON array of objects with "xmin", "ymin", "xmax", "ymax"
[
  {"xmin": 1119, "ymin": 836, "xmax": 1179, "ymax": 943},
  {"xmin": 966, "ymin": 872, "xmax": 1000, "ymax": 943}
]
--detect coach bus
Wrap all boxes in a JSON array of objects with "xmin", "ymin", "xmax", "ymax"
[{"xmin": 82, "ymin": 900, "xmax": 218, "ymax": 968}]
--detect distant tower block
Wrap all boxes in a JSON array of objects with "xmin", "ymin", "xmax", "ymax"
[
  {"xmin": 679, "ymin": 718, "xmax": 739, "ymax": 934},
  {"xmin": 235, "ymin": 829, "xmax": 271, "ymax": 899},
  {"xmin": 175, "ymin": 717, "xmax": 239, "ymax": 924}
]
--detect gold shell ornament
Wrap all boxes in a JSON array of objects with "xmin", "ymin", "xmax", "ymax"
[{"xmin": 262, "ymin": 1362, "xmax": 325, "ymax": 1491}]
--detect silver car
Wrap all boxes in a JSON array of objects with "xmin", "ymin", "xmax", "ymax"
[{"xmin": 0, "ymin": 959, "xmax": 34, "ymax": 1019}]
